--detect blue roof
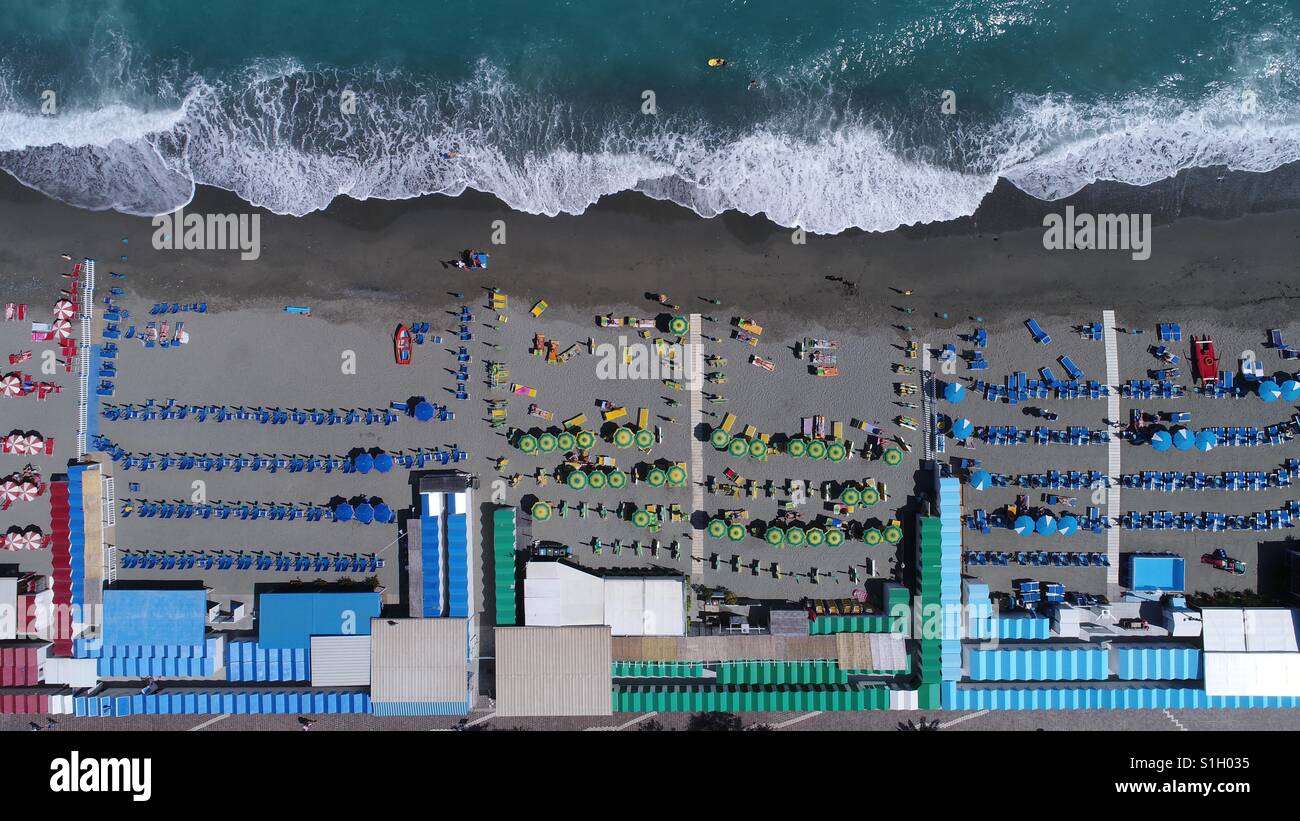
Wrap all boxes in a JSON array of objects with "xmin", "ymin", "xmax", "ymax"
[
  {"xmin": 102, "ymin": 588, "xmax": 207, "ymax": 647},
  {"xmin": 257, "ymin": 592, "xmax": 382, "ymax": 649}
]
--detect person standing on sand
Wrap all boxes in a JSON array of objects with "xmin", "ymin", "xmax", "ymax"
[{"xmin": 298, "ymin": 717, "xmax": 317, "ymax": 730}]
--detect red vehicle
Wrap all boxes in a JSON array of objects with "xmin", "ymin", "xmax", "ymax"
[
  {"xmin": 394, "ymin": 324, "xmax": 412, "ymax": 365},
  {"xmin": 1191, "ymin": 335, "xmax": 1217, "ymax": 386}
]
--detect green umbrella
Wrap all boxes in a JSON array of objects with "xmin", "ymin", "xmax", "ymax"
[
  {"xmin": 748, "ymin": 439, "xmax": 767, "ymax": 459},
  {"xmin": 517, "ymin": 434, "xmax": 538, "ymax": 454},
  {"xmin": 864, "ymin": 528, "xmax": 883, "ymax": 546},
  {"xmin": 710, "ymin": 428, "xmax": 732, "ymax": 450},
  {"xmin": 807, "ymin": 439, "xmax": 827, "ymax": 460},
  {"xmin": 786, "ymin": 437, "xmax": 807, "ymax": 458},
  {"xmin": 827, "ymin": 441, "xmax": 847, "ymax": 462},
  {"xmin": 587, "ymin": 469, "xmax": 607, "ymax": 489},
  {"xmin": 566, "ymin": 470, "xmax": 587, "ymax": 490},
  {"xmin": 727, "ymin": 523, "xmax": 746, "ymax": 541},
  {"xmin": 860, "ymin": 486, "xmax": 880, "ymax": 506},
  {"xmin": 728, "ymin": 438, "xmax": 749, "ymax": 458},
  {"xmin": 575, "ymin": 430, "xmax": 596, "ymax": 450},
  {"xmin": 840, "ymin": 486, "xmax": 861, "ymax": 506},
  {"xmin": 826, "ymin": 529, "xmax": 845, "ymax": 548},
  {"xmin": 635, "ymin": 428, "xmax": 656, "ymax": 450},
  {"xmin": 556, "ymin": 431, "xmax": 576, "ymax": 451},
  {"xmin": 666, "ymin": 464, "xmax": 688, "ymax": 486},
  {"xmin": 764, "ymin": 526, "xmax": 785, "ymax": 546},
  {"xmin": 607, "ymin": 469, "xmax": 627, "ymax": 489},
  {"xmin": 646, "ymin": 468, "xmax": 666, "ymax": 487},
  {"xmin": 806, "ymin": 527, "xmax": 825, "ymax": 547},
  {"xmin": 707, "ymin": 519, "xmax": 727, "ymax": 539},
  {"xmin": 537, "ymin": 433, "xmax": 557, "ymax": 453},
  {"xmin": 613, "ymin": 427, "xmax": 635, "ymax": 448},
  {"xmin": 884, "ymin": 524, "xmax": 903, "ymax": 545},
  {"xmin": 882, "ymin": 447, "xmax": 903, "ymax": 466},
  {"xmin": 669, "ymin": 315, "xmax": 688, "ymax": 336},
  {"xmin": 632, "ymin": 509, "xmax": 651, "ymax": 528},
  {"xmin": 785, "ymin": 526, "xmax": 806, "ymax": 546},
  {"xmin": 531, "ymin": 501, "xmax": 551, "ymax": 521}
]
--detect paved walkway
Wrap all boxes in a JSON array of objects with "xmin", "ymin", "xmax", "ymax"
[
  {"xmin": 1102, "ymin": 310, "xmax": 1121, "ymax": 596},
  {"xmin": 688, "ymin": 314, "xmax": 705, "ymax": 570},
  {"xmin": 920, "ymin": 344, "xmax": 936, "ymax": 461}
]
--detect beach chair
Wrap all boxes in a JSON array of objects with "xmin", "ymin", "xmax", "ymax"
[{"xmin": 1025, "ymin": 318, "xmax": 1051, "ymax": 345}]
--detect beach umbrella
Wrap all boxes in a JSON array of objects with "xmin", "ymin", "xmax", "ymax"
[
  {"xmin": 805, "ymin": 528, "xmax": 825, "ymax": 547},
  {"xmin": 1195, "ymin": 430, "xmax": 1218, "ymax": 452},
  {"xmin": 883, "ymin": 524, "xmax": 903, "ymax": 545},
  {"xmin": 607, "ymin": 469, "xmax": 627, "ymax": 489},
  {"xmin": 537, "ymin": 433, "xmax": 557, "ymax": 453},
  {"xmin": 21, "ymin": 434, "xmax": 40, "ymax": 453},
  {"xmin": 784, "ymin": 437, "xmax": 806, "ymax": 458},
  {"xmin": 587, "ymin": 469, "xmax": 607, "ymax": 489},
  {"xmin": 613, "ymin": 428, "xmax": 635, "ymax": 448},
  {"xmin": 950, "ymin": 418, "xmax": 973, "ymax": 440},
  {"xmin": 1035, "ymin": 514, "xmax": 1057, "ymax": 536},
  {"xmin": 1283, "ymin": 379, "xmax": 1300, "ymax": 402},
  {"xmin": 556, "ymin": 432, "xmax": 576, "ymax": 451},
  {"xmin": 709, "ymin": 428, "xmax": 731, "ymax": 450},
  {"xmin": 531, "ymin": 501, "xmax": 552, "ymax": 521},
  {"xmin": 1149, "ymin": 430, "xmax": 1172, "ymax": 452},
  {"xmin": 333, "ymin": 502, "xmax": 354, "ymax": 522},
  {"xmin": 828, "ymin": 441, "xmax": 849, "ymax": 462},
  {"xmin": 943, "ymin": 382, "xmax": 966, "ymax": 403},
  {"xmin": 1259, "ymin": 379, "xmax": 1281, "ymax": 402},
  {"xmin": 669, "ymin": 315, "xmax": 688, "ymax": 336},
  {"xmin": 53, "ymin": 299, "xmax": 75, "ymax": 320},
  {"xmin": 840, "ymin": 486, "xmax": 862, "ymax": 506},
  {"xmin": 635, "ymin": 428, "xmax": 656, "ymax": 450},
  {"xmin": 373, "ymin": 452, "xmax": 394, "ymax": 473},
  {"xmin": 764, "ymin": 526, "xmax": 785, "ymax": 546},
  {"xmin": 785, "ymin": 526, "xmax": 806, "ymax": 546},
  {"xmin": 826, "ymin": 529, "xmax": 845, "ymax": 548},
  {"xmin": 707, "ymin": 519, "xmax": 727, "ymax": 539},
  {"xmin": 8, "ymin": 435, "xmax": 28, "ymax": 454},
  {"xmin": 860, "ymin": 486, "xmax": 880, "ymax": 506},
  {"xmin": 882, "ymin": 447, "xmax": 903, "ymax": 466},
  {"xmin": 414, "ymin": 401, "xmax": 435, "ymax": 421},
  {"xmin": 566, "ymin": 470, "xmax": 588, "ymax": 490},
  {"xmin": 15, "ymin": 482, "xmax": 38, "ymax": 502},
  {"xmin": 1171, "ymin": 427, "xmax": 1194, "ymax": 451},
  {"xmin": 666, "ymin": 465, "xmax": 687, "ymax": 486},
  {"xmin": 575, "ymin": 430, "xmax": 596, "ymax": 450},
  {"xmin": 646, "ymin": 468, "xmax": 667, "ymax": 488},
  {"xmin": 52, "ymin": 319, "xmax": 72, "ymax": 340},
  {"xmin": 516, "ymin": 433, "xmax": 538, "ymax": 454},
  {"xmin": 727, "ymin": 523, "xmax": 746, "ymax": 541},
  {"xmin": 1013, "ymin": 515, "xmax": 1035, "ymax": 536},
  {"xmin": 373, "ymin": 503, "xmax": 394, "ymax": 524},
  {"xmin": 748, "ymin": 438, "xmax": 767, "ymax": 459},
  {"xmin": 353, "ymin": 452, "xmax": 374, "ymax": 473},
  {"xmin": 15, "ymin": 531, "xmax": 38, "ymax": 550},
  {"xmin": 354, "ymin": 502, "xmax": 375, "ymax": 524},
  {"xmin": 632, "ymin": 509, "xmax": 652, "ymax": 528},
  {"xmin": 970, "ymin": 469, "xmax": 992, "ymax": 490},
  {"xmin": 727, "ymin": 438, "xmax": 748, "ymax": 458},
  {"xmin": 1, "ymin": 482, "xmax": 18, "ymax": 503},
  {"xmin": 807, "ymin": 439, "xmax": 828, "ymax": 460},
  {"xmin": 863, "ymin": 528, "xmax": 883, "ymax": 546},
  {"xmin": 1057, "ymin": 515, "xmax": 1079, "ymax": 537},
  {"xmin": 1, "ymin": 374, "xmax": 22, "ymax": 397}
]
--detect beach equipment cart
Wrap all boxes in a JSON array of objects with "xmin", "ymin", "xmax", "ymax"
[
  {"xmin": 529, "ymin": 300, "xmax": 547, "ymax": 317},
  {"xmin": 707, "ymin": 518, "xmax": 727, "ymax": 539},
  {"xmin": 531, "ymin": 501, "xmax": 552, "ymax": 521}
]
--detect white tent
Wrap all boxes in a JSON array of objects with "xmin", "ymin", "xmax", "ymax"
[{"xmin": 1202, "ymin": 608, "xmax": 1300, "ymax": 697}]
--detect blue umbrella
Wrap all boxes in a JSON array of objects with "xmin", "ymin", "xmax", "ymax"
[
  {"xmin": 354, "ymin": 502, "xmax": 375, "ymax": 524},
  {"xmin": 1013, "ymin": 515, "xmax": 1035, "ymax": 536},
  {"xmin": 373, "ymin": 502, "xmax": 393, "ymax": 524},
  {"xmin": 353, "ymin": 452, "xmax": 374, "ymax": 474},
  {"xmin": 1283, "ymin": 379, "xmax": 1300, "ymax": 402},
  {"xmin": 1259, "ymin": 379, "xmax": 1281, "ymax": 402},
  {"xmin": 1036, "ymin": 514, "xmax": 1058, "ymax": 536},
  {"xmin": 1057, "ymin": 515, "xmax": 1079, "ymax": 537},
  {"xmin": 970, "ymin": 469, "xmax": 992, "ymax": 490},
  {"xmin": 414, "ymin": 401, "xmax": 435, "ymax": 421},
  {"xmin": 1150, "ymin": 430, "xmax": 1172, "ymax": 452},
  {"xmin": 373, "ymin": 452, "xmax": 394, "ymax": 473},
  {"xmin": 1171, "ymin": 427, "xmax": 1194, "ymax": 451},
  {"xmin": 950, "ymin": 418, "xmax": 973, "ymax": 440},
  {"xmin": 1195, "ymin": 430, "xmax": 1217, "ymax": 452},
  {"xmin": 943, "ymin": 382, "xmax": 965, "ymax": 403},
  {"xmin": 333, "ymin": 502, "xmax": 354, "ymax": 522}
]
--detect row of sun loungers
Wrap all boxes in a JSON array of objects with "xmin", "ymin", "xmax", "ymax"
[
  {"xmin": 148, "ymin": 302, "xmax": 207, "ymax": 314},
  {"xmin": 973, "ymin": 377, "xmax": 1108, "ymax": 402},
  {"xmin": 977, "ymin": 426, "xmax": 1110, "ymax": 446},
  {"xmin": 1120, "ymin": 503, "xmax": 1300, "ymax": 531},
  {"xmin": 968, "ymin": 507, "xmax": 1108, "ymax": 534},
  {"xmin": 101, "ymin": 403, "xmax": 406, "ymax": 425},
  {"xmin": 1121, "ymin": 469, "xmax": 1293, "ymax": 491},
  {"xmin": 966, "ymin": 550, "xmax": 1109, "ymax": 567},
  {"xmin": 975, "ymin": 470, "xmax": 1107, "ymax": 489},
  {"xmin": 91, "ymin": 441, "xmax": 464, "ymax": 472},
  {"xmin": 1122, "ymin": 379, "xmax": 1184, "ymax": 398},
  {"xmin": 120, "ymin": 551, "xmax": 381, "ymax": 572},
  {"xmin": 122, "ymin": 502, "xmax": 344, "ymax": 521}
]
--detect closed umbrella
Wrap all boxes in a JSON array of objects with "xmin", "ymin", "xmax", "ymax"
[
  {"xmin": 1057, "ymin": 515, "xmax": 1079, "ymax": 536},
  {"xmin": 373, "ymin": 452, "xmax": 394, "ymax": 473},
  {"xmin": 354, "ymin": 502, "xmax": 375, "ymax": 524},
  {"xmin": 1171, "ymin": 428, "xmax": 1194, "ymax": 451},
  {"xmin": 943, "ymin": 382, "xmax": 965, "ymax": 403},
  {"xmin": 1149, "ymin": 430, "xmax": 1172, "ymax": 451},
  {"xmin": 950, "ymin": 418, "xmax": 973, "ymax": 440},
  {"xmin": 1035, "ymin": 514, "xmax": 1057, "ymax": 536},
  {"xmin": 1259, "ymin": 380, "xmax": 1281, "ymax": 402},
  {"xmin": 414, "ymin": 401, "xmax": 435, "ymax": 421},
  {"xmin": 353, "ymin": 452, "xmax": 374, "ymax": 473},
  {"xmin": 1195, "ymin": 430, "xmax": 1218, "ymax": 452},
  {"xmin": 1013, "ymin": 515, "xmax": 1035, "ymax": 536},
  {"xmin": 970, "ymin": 469, "xmax": 992, "ymax": 490},
  {"xmin": 1283, "ymin": 380, "xmax": 1300, "ymax": 402},
  {"xmin": 333, "ymin": 502, "xmax": 354, "ymax": 522}
]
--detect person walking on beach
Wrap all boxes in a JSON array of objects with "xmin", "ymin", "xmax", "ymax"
[{"xmin": 298, "ymin": 717, "xmax": 317, "ymax": 731}]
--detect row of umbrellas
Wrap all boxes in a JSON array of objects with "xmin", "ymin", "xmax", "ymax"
[
  {"xmin": 3, "ymin": 527, "xmax": 46, "ymax": 550},
  {"xmin": 1258, "ymin": 378, "xmax": 1300, "ymax": 402},
  {"xmin": 1149, "ymin": 428, "xmax": 1218, "ymax": 452},
  {"xmin": 1, "ymin": 480, "xmax": 42, "ymax": 503},
  {"xmin": 349, "ymin": 451, "xmax": 395, "ymax": 473},
  {"xmin": 2, "ymin": 432, "xmax": 47, "ymax": 454},
  {"xmin": 1012, "ymin": 513, "xmax": 1082, "ymax": 537},
  {"xmin": 331, "ymin": 500, "xmax": 396, "ymax": 524}
]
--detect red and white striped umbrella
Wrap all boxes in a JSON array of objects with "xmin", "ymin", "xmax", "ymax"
[
  {"xmin": 52, "ymin": 319, "xmax": 73, "ymax": 341},
  {"xmin": 21, "ymin": 434, "xmax": 41, "ymax": 454},
  {"xmin": 0, "ymin": 482, "xmax": 18, "ymax": 503},
  {"xmin": 0, "ymin": 374, "xmax": 22, "ymax": 397},
  {"xmin": 2, "ymin": 434, "xmax": 16, "ymax": 452},
  {"xmin": 53, "ymin": 299, "xmax": 75, "ymax": 320},
  {"xmin": 2, "ymin": 533, "xmax": 18, "ymax": 550},
  {"xmin": 18, "ymin": 530, "xmax": 41, "ymax": 549},
  {"xmin": 16, "ymin": 482, "xmax": 38, "ymax": 502}
]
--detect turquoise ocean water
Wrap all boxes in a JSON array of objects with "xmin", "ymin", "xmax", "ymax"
[{"xmin": 1, "ymin": 0, "xmax": 1299, "ymax": 232}]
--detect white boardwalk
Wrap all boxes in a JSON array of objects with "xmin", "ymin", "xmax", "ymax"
[
  {"xmin": 689, "ymin": 314, "xmax": 705, "ymax": 570},
  {"xmin": 1102, "ymin": 310, "xmax": 1121, "ymax": 595}
]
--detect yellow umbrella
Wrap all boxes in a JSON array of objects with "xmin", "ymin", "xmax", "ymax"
[
  {"xmin": 613, "ymin": 427, "xmax": 635, "ymax": 448},
  {"xmin": 785, "ymin": 526, "xmax": 806, "ymax": 546},
  {"xmin": 826, "ymin": 529, "xmax": 845, "ymax": 547},
  {"xmin": 531, "ymin": 501, "xmax": 551, "ymax": 521},
  {"xmin": 805, "ymin": 527, "xmax": 825, "ymax": 547},
  {"xmin": 707, "ymin": 519, "xmax": 727, "ymax": 539},
  {"xmin": 864, "ymin": 528, "xmax": 883, "ymax": 545},
  {"xmin": 576, "ymin": 430, "xmax": 596, "ymax": 450},
  {"xmin": 666, "ymin": 464, "xmax": 688, "ymax": 486},
  {"xmin": 764, "ymin": 527, "xmax": 785, "ymax": 546},
  {"xmin": 587, "ymin": 469, "xmax": 607, "ymax": 489},
  {"xmin": 607, "ymin": 470, "xmax": 626, "ymax": 489}
]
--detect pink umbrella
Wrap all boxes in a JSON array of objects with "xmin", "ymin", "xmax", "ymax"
[
  {"xmin": 16, "ymin": 482, "xmax": 38, "ymax": 502},
  {"xmin": 0, "ymin": 374, "xmax": 21, "ymax": 397},
  {"xmin": 53, "ymin": 299, "xmax": 75, "ymax": 320},
  {"xmin": 52, "ymin": 319, "xmax": 72, "ymax": 341},
  {"xmin": 9, "ymin": 435, "xmax": 29, "ymax": 454},
  {"xmin": 18, "ymin": 531, "xmax": 40, "ymax": 550},
  {"xmin": 21, "ymin": 434, "xmax": 41, "ymax": 454},
  {"xmin": 0, "ymin": 482, "xmax": 18, "ymax": 503},
  {"xmin": 1, "ymin": 533, "xmax": 17, "ymax": 550}
]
